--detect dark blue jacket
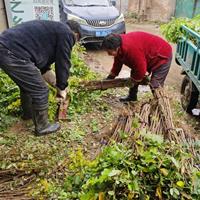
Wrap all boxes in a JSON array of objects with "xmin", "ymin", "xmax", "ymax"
[{"xmin": 0, "ymin": 20, "xmax": 75, "ymax": 90}]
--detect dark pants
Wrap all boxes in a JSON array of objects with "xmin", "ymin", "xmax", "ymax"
[
  {"xmin": 150, "ymin": 56, "xmax": 172, "ymax": 89},
  {"xmin": 130, "ymin": 55, "xmax": 172, "ymax": 92},
  {"xmin": 0, "ymin": 44, "xmax": 48, "ymax": 109}
]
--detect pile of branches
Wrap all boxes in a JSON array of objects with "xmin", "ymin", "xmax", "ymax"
[
  {"xmin": 0, "ymin": 169, "xmax": 38, "ymax": 200},
  {"xmin": 140, "ymin": 89, "xmax": 200, "ymax": 170},
  {"xmin": 140, "ymin": 89, "xmax": 197, "ymax": 141},
  {"xmin": 98, "ymin": 88, "xmax": 200, "ymax": 170}
]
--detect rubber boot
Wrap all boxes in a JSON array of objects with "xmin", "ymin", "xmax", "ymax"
[
  {"xmin": 20, "ymin": 89, "xmax": 32, "ymax": 120},
  {"xmin": 119, "ymin": 85, "xmax": 138, "ymax": 102},
  {"xmin": 32, "ymin": 106, "xmax": 60, "ymax": 136}
]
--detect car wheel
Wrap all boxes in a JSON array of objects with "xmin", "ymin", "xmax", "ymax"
[{"xmin": 180, "ymin": 75, "xmax": 199, "ymax": 114}]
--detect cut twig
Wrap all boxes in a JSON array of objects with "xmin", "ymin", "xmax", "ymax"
[{"xmin": 80, "ymin": 78, "xmax": 133, "ymax": 91}]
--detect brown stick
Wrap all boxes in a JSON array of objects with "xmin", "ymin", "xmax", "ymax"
[{"xmin": 80, "ymin": 78, "xmax": 133, "ymax": 91}]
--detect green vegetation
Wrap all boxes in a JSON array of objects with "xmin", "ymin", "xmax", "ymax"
[
  {"xmin": 0, "ymin": 71, "xmax": 19, "ymax": 131},
  {"xmin": 1, "ymin": 44, "xmax": 200, "ymax": 200},
  {"xmin": 34, "ymin": 131, "xmax": 200, "ymax": 200},
  {"xmin": 161, "ymin": 14, "xmax": 200, "ymax": 43}
]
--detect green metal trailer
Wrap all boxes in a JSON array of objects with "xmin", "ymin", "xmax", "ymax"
[
  {"xmin": 176, "ymin": 25, "xmax": 200, "ymax": 113},
  {"xmin": 175, "ymin": 0, "xmax": 200, "ymax": 18}
]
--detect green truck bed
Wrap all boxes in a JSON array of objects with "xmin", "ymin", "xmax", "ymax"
[
  {"xmin": 176, "ymin": 25, "xmax": 200, "ymax": 113},
  {"xmin": 176, "ymin": 25, "xmax": 200, "ymax": 92}
]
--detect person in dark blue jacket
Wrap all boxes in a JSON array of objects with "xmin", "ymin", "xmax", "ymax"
[{"xmin": 0, "ymin": 20, "xmax": 80, "ymax": 136}]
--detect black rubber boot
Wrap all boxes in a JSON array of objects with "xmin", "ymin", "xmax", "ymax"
[
  {"xmin": 32, "ymin": 106, "xmax": 60, "ymax": 136},
  {"xmin": 20, "ymin": 89, "xmax": 32, "ymax": 120},
  {"xmin": 120, "ymin": 85, "xmax": 138, "ymax": 102}
]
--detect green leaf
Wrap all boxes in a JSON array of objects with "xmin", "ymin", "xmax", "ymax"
[
  {"xmin": 170, "ymin": 157, "xmax": 180, "ymax": 168},
  {"xmin": 176, "ymin": 181, "xmax": 185, "ymax": 188},
  {"xmin": 170, "ymin": 188, "xmax": 180, "ymax": 197},
  {"xmin": 170, "ymin": 188, "xmax": 174, "ymax": 196},
  {"xmin": 160, "ymin": 168, "xmax": 169, "ymax": 176},
  {"xmin": 74, "ymin": 175, "xmax": 82, "ymax": 185},
  {"xmin": 173, "ymin": 188, "xmax": 180, "ymax": 195},
  {"xmin": 128, "ymin": 180, "xmax": 139, "ymax": 192},
  {"xmin": 108, "ymin": 169, "xmax": 121, "ymax": 177},
  {"xmin": 108, "ymin": 191, "xmax": 114, "ymax": 196}
]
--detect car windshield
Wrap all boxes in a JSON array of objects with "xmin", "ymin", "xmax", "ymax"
[{"xmin": 63, "ymin": 0, "xmax": 110, "ymax": 7}]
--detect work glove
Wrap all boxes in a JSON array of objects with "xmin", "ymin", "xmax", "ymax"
[
  {"xmin": 105, "ymin": 74, "xmax": 115, "ymax": 80},
  {"xmin": 140, "ymin": 75, "xmax": 150, "ymax": 85},
  {"xmin": 56, "ymin": 88, "xmax": 67, "ymax": 102},
  {"xmin": 42, "ymin": 70, "xmax": 56, "ymax": 87}
]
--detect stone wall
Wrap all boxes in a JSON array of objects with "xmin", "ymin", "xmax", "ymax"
[
  {"xmin": 116, "ymin": 0, "xmax": 176, "ymax": 22},
  {"xmin": 0, "ymin": 0, "xmax": 7, "ymax": 32},
  {"xmin": 115, "ymin": 0, "xmax": 129, "ymax": 14}
]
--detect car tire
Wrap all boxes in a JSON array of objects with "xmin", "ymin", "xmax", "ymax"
[{"xmin": 180, "ymin": 75, "xmax": 199, "ymax": 114}]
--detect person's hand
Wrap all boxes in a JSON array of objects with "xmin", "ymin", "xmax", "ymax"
[
  {"xmin": 141, "ymin": 75, "xmax": 150, "ymax": 85},
  {"xmin": 56, "ymin": 88, "xmax": 67, "ymax": 102}
]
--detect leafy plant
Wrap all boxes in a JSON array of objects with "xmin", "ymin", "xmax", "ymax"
[
  {"xmin": 65, "ymin": 44, "xmax": 105, "ymax": 119},
  {"xmin": 0, "ymin": 71, "xmax": 19, "ymax": 130},
  {"xmin": 41, "ymin": 131, "xmax": 200, "ymax": 200},
  {"xmin": 160, "ymin": 14, "xmax": 200, "ymax": 43}
]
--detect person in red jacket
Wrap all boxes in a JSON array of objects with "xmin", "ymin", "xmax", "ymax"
[{"xmin": 102, "ymin": 32, "xmax": 172, "ymax": 102}]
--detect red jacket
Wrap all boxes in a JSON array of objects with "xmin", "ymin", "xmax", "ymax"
[{"xmin": 111, "ymin": 32, "xmax": 172, "ymax": 81}]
